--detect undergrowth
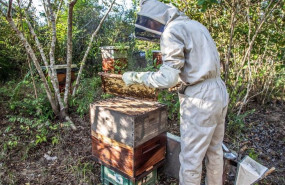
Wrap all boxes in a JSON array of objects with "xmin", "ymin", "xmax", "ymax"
[
  {"xmin": 0, "ymin": 75, "xmax": 103, "ymax": 160},
  {"xmin": 69, "ymin": 76, "xmax": 102, "ymax": 117},
  {"xmin": 158, "ymin": 90, "xmax": 180, "ymax": 120},
  {"xmin": 226, "ymin": 109, "xmax": 255, "ymax": 138}
]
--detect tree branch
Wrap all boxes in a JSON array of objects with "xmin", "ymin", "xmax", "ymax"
[
  {"xmin": 47, "ymin": 0, "xmax": 65, "ymax": 112},
  {"xmin": 6, "ymin": 0, "xmax": 59, "ymax": 115},
  {"xmin": 0, "ymin": 0, "xmax": 15, "ymax": 10},
  {"xmin": 41, "ymin": 0, "xmax": 50, "ymax": 26},
  {"xmin": 7, "ymin": 0, "xmax": 12, "ymax": 17},
  {"xmin": 47, "ymin": 0, "xmax": 76, "ymax": 130},
  {"xmin": 24, "ymin": 4, "xmax": 61, "ymax": 109},
  {"xmin": 234, "ymin": 0, "xmax": 281, "ymax": 86},
  {"xmin": 26, "ymin": 0, "xmax": 32, "ymax": 10},
  {"xmin": 225, "ymin": 0, "xmax": 236, "ymax": 83},
  {"xmin": 24, "ymin": 9, "xmax": 51, "ymax": 76},
  {"xmin": 55, "ymin": 0, "xmax": 64, "ymax": 23},
  {"xmin": 64, "ymin": 0, "xmax": 77, "ymax": 105},
  {"xmin": 72, "ymin": 0, "xmax": 116, "ymax": 96}
]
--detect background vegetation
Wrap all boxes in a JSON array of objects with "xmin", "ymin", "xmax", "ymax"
[{"xmin": 0, "ymin": 0, "xmax": 284, "ymax": 184}]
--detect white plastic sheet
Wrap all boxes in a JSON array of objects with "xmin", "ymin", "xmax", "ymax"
[{"xmin": 235, "ymin": 156, "xmax": 268, "ymax": 185}]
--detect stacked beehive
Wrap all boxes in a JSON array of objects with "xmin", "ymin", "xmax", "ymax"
[
  {"xmin": 91, "ymin": 47, "xmax": 167, "ymax": 184},
  {"xmin": 90, "ymin": 97, "xmax": 167, "ymax": 184}
]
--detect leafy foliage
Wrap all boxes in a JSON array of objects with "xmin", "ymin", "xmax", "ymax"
[
  {"xmin": 0, "ymin": 16, "xmax": 27, "ymax": 81},
  {"xmin": 158, "ymin": 90, "xmax": 180, "ymax": 120},
  {"xmin": 226, "ymin": 109, "xmax": 255, "ymax": 137},
  {"xmin": 0, "ymin": 0, "xmax": 284, "ymax": 145},
  {"xmin": 164, "ymin": 0, "xmax": 285, "ymax": 114},
  {"xmin": 70, "ymin": 76, "xmax": 102, "ymax": 117},
  {"xmin": 7, "ymin": 73, "xmax": 53, "ymax": 120}
]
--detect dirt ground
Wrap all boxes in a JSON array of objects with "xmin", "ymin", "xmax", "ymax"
[
  {"xmin": 0, "ymin": 101, "xmax": 284, "ymax": 185},
  {"xmin": 228, "ymin": 101, "xmax": 285, "ymax": 185}
]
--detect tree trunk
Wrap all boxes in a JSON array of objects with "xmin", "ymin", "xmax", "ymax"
[
  {"xmin": 41, "ymin": 0, "xmax": 51, "ymax": 27},
  {"xmin": 72, "ymin": 0, "xmax": 116, "ymax": 96},
  {"xmin": 47, "ymin": 0, "xmax": 76, "ymax": 130},
  {"xmin": 24, "ymin": 6, "xmax": 61, "ymax": 108},
  {"xmin": 225, "ymin": 0, "xmax": 236, "ymax": 83},
  {"xmin": 27, "ymin": 55, "xmax": 38, "ymax": 99},
  {"xmin": 6, "ymin": 0, "xmax": 59, "ymax": 115},
  {"xmin": 47, "ymin": 0, "xmax": 66, "ymax": 114},
  {"xmin": 64, "ymin": 0, "xmax": 77, "ymax": 106},
  {"xmin": 55, "ymin": 0, "xmax": 64, "ymax": 23},
  {"xmin": 234, "ymin": 0, "xmax": 281, "ymax": 86}
]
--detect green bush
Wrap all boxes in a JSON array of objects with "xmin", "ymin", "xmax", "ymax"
[
  {"xmin": 158, "ymin": 90, "xmax": 180, "ymax": 120},
  {"xmin": 70, "ymin": 76, "xmax": 102, "ymax": 117},
  {"xmin": 226, "ymin": 109, "xmax": 255, "ymax": 137}
]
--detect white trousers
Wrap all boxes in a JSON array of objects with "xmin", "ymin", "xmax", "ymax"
[{"xmin": 179, "ymin": 77, "xmax": 229, "ymax": 185}]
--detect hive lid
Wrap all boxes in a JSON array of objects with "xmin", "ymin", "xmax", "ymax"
[
  {"xmin": 91, "ymin": 97, "xmax": 165, "ymax": 116},
  {"xmin": 41, "ymin": 64, "xmax": 78, "ymax": 70},
  {"xmin": 99, "ymin": 46, "xmax": 130, "ymax": 50},
  {"xmin": 151, "ymin": 50, "xmax": 161, "ymax": 53}
]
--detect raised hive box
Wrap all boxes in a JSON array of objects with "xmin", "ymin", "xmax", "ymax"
[
  {"xmin": 152, "ymin": 50, "xmax": 162, "ymax": 67},
  {"xmin": 100, "ymin": 46, "xmax": 129, "ymax": 73},
  {"xmin": 90, "ymin": 97, "xmax": 167, "ymax": 147},
  {"xmin": 92, "ymin": 131, "xmax": 166, "ymax": 178},
  {"xmin": 101, "ymin": 164, "xmax": 158, "ymax": 185},
  {"xmin": 41, "ymin": 64, "xmax": 78, "ymax": 93}
]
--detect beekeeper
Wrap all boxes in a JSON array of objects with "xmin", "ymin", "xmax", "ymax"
[{"xmin": 122, "ymin": 0, "xmax": 229, "ymax": 184}]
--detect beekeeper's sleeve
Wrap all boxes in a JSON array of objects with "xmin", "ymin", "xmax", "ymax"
[{"xmin": 123, "ymin": 28, "xmax": 185, "ymax": 88}]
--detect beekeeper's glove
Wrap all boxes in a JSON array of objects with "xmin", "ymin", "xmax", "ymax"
[{"xmin": 122, "ymin": 71, "xmax": 147, "ymax": 86}]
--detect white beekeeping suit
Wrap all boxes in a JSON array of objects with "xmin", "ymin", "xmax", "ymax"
[{"xmin": 123, "ymin": 0, "xmax": 229, "ymax": 184}]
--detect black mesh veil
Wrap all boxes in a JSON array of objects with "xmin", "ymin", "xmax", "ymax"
[
  {"xmin": 135, "ymin": 27, "xmax": 161, "ymax": 42},
  {"xmin": 135, "ymin": 15, "xmax": 165, "ymax": 42}
]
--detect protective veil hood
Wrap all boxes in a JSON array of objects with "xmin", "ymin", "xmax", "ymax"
[{"xmin": 135, "ymin": 0, "xmax": 181, "ymax": 42}]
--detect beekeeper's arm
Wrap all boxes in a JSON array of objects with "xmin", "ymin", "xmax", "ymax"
[{"xmin": 123, "ymin": 29, "xmax": 185, "ymax": 88}]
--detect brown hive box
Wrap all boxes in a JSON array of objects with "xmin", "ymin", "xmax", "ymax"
[
  {"xmin": 90, "ymin": 97, "xmax": 167, "ymax": 147},
  {"xmin": 91, "ymin": 131, "xmax": 166, "ymax": 178},
  {"xmin": 90, "ymin": 97, "xmax": 167, "ymax": 178},
  {"xmin": 100, "ymin": 46, "xmax": 129, "ymax": 73},
  {"xmin": 152, "ymin": 50, "xmax": 162, "ymax": 67}
]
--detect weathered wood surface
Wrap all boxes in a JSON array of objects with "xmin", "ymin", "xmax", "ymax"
[
  {"xmin": 90, "ymin": 97, "xmax": 167, "ymax": 147},
  {"xmin": 100, "ymin": 46, "xmax": 129, "ymax": 73},
  {"xmin": 91, "ymin": 131, "xmax": 166, "ymax": 178},
  {"xmin": 91, "ymin": 132, "xmax": 133, "ymax": 176}
]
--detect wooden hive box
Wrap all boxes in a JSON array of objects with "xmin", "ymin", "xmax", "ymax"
[
  {"xmin": 90, "ymin": 97, "xmax": 167, "ymax": 178},
  {"xmin": 90, "ymin": 97, "xmax": 168, "ymax": 147},
  {"xmin": 92, "ymin": 131, "xmax": 166, "ymax": 178},
  {"xmin": 100, "ymin": 46, "xmax": 129, "ymax": 73}
]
